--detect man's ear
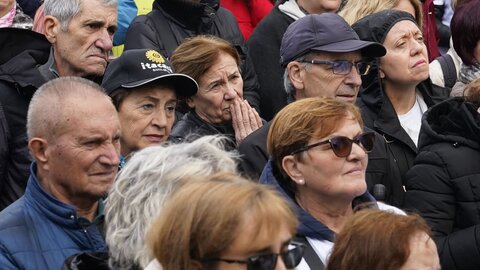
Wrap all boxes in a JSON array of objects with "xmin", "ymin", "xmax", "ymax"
[
  {"xmin": 28, "ymin": 138, "xmax": 50, "ymax": 170},
  {"xmin": 281, "ymin": 155, "xmax": 305, "ymax": 185},
  {"xmin": 287, "ymin": 61, "xmax": 305, "ymax": 92},
  {"xmin": 186, "ymin": 97, "xmax": 195, "ymax": 109},
  {"xmin": 44, "ymin": 15, "xmax": 61, "ymax": 44}
]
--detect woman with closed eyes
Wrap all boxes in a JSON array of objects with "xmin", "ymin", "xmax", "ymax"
[{"xmin": 260, "ymin": 97, "xmax": 403, "ymax": 270}]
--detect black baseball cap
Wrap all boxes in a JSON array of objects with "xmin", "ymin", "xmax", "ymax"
[
  {"xmin": 280, "ymin": 13, "xmax": 387, "ymax": 67},
  {"xmin": 102, "ymin": 49, "xmax": 198, "ymax": 97}
]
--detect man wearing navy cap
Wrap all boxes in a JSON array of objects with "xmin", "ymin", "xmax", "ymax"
[
  {"xmin": 102, "ymin": 49, "xmax": 198, "ymax": 162},
  {"xmin": 239, "ymin": 13, "xmax": 405, "ymax": 208}
]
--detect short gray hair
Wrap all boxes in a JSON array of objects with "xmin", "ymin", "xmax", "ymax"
[
  {"xmin": 105, "ymin": 135, "xmax": 239, "ymax": 269},
  {"xmin": 27, "ymin": 76, "xmax": 108, "ymax": 141},
  {"xmin": 284, "ymin": 54, "xmax": 311, "ymax": 103},
  {"xmin": 44, "ymin": 0, "xmax": 117, "ymax": 30}
]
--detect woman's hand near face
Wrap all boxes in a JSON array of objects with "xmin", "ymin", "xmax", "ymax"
[{"xmin": 231, "ymin": 98, "xmax": 263, "ymax": 145}]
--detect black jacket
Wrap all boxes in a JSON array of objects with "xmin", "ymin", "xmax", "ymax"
[
  {"xmin": 0, "ymin": 28, "xmax": 51, "ymax": 210},
  {"xmin": 356, "ymin": 59, "xmax": 450, "ymax": 192},
  {"xmin": 238, "ymin": 121, "xmax": 405, "ymax": 206},
  {"xmin": 404, "ymin": 97, "xmax": 480, "ymax": 270},
  {"xmin": 247, "ymin": 5, "xmax": 294, "ymax": 120},
  {"xmin": 169, "ymin": 111, "xmax": 236, "ymax": 150},
  {"xmin": 124, "ymin": 0, "xmax": 260, "ymax": 111}
]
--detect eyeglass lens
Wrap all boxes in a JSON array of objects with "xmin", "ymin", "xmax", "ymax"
[
  {"xmin": 247, "ymin": 244, "xmax": 304, "ymax": 270},
  {"xmin": 330, "ymin": 133, "xmax": 375, "ymax": 157},
  {"xmin": 333, "ymin": 61, "xmax": 370, "ymax": 75}
]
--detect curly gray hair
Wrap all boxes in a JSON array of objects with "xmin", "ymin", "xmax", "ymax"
[{"xmin": 105, "ymin": 135, "xmax": 239, "ymax": 269}]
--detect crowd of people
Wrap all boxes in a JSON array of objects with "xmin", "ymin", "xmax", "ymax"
[{"xmin": 0, "ymin": 0, "xmax": 478, "ymax": 269}]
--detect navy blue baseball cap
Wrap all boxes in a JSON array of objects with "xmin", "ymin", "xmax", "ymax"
[
  {"xmin": 280, "ymin": 13, "xmax": 386, "ymax": 67},
  {"xmin": 102, "ymin": 49, "xmax": 198, "ymax": 97}
]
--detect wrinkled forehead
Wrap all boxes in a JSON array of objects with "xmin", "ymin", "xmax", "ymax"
[
  {"xmin": 54, "ymin": 96, "xmax": 119, "ymax": 135},
  {"xmin": 385, "ymin": 20, "xmax": 422, "ymax": 40}
]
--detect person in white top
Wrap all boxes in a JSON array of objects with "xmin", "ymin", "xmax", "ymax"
[{"xmin": 352, "ymin": 10, "xmax": 450, "ymax": 194}]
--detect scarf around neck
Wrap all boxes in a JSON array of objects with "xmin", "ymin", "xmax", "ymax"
[{"xmin": 459, "ymin": 63, "xmax": 480, "ymax": 85}]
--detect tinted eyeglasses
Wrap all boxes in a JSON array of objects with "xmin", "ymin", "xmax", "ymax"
[
  {"xmin": 204, "ymin": 241, "xmax": 305, "ymax": 270},
  {"xmin": 291, "ymin": 132, "xmax": 376, "ymax": 157},
  {"xmin": 300, "ymin": 60, "xmax": 372, "ymax": 76}
]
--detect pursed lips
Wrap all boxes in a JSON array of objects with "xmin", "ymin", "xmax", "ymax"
[
  {"xmin": 336, "ymin": 93, "xmax": 357, "ymax": 101},
  {"xmin": 411, "ymin": 59, "xmax": 427, "ymax": 68},
  {"xmin": 90, "ymin": 170, "xmax": 116, "ymax": 179},
  {"xmin": 89, "ymin": 51, "xmax": 108, "ymax": 62},
  {"xmin": 345, "ymin": 166, "xmax": 363, "ymax": 175},
  {"xmin": 143, "ymin": 134, "xmax": 165, "ymax": 142}
]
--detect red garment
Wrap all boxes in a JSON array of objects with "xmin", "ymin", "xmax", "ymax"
[
  {"xmin": 221, "ymin": 0, "xmax": 273, "ymax": 40},
  {"xmin": 422, "ymin": 0, "xmax": 440, "ymax": 62}
]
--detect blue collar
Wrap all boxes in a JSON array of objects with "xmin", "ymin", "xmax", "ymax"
[
  {"xmin": 259, "ymin": 160, "xmax": 377, "ymax": 242},
  {"xmin": 25, "ymin": 162, "xmax": 105, "ymax": 227}
]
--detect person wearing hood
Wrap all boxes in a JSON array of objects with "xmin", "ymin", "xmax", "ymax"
[
  {"xmin": 260, "ymin": 97, "xmax": 403, "ymax": 270},
  {"xmin": 352, "ymin": 10, "xmax": 450, "ymax": 191},
  {"xmin": 122, "ymin": 0, "xmax": 261, "ymax": 112},
  {"xmin": 404, "ymin": 78, "xmax": 480, "ymax": 270}
]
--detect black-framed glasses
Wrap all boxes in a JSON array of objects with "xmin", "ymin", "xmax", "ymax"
[
  {"xmin": 291, "ymin": 132, "xmax": 376, "ymax": 157},
  {"xmin": 300, "ymin": 60, "xmax": 372, "ymax": 75},
  {"xmin": 204, "ymin": 241, "xmax": 305, "ymax": 270}
]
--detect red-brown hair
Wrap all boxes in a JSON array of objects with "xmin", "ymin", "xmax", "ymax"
[{"xmin": 326, "ymin": 209, "xmax": 433, "ymax": 270}]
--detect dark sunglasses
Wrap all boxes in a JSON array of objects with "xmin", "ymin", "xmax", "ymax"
[
  {"xmin": 291, "ymin": 132, "xmax": 376, "ymax": 157},
  {"xmin": 204, "ymin": 241, "xmax": 305, "ymax": 270},
  {"xmin": 300, "ymin": 59, "xmax": 372, "ymax": 76}
]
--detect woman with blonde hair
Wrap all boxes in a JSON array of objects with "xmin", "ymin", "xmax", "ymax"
[
  {"xmin": 339, "ymin": 0, "xmax": 422, "ymax": 27},
  {"xmin": 147, "ymin": 172, "xmax": 303, "ymax": 270}
]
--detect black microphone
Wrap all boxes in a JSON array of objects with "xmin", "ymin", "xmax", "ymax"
[{"xmin": 373, "ymin": 184, "xmax": 386, "ymax": 202}]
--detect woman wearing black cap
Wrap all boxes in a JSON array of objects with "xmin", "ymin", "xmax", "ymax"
[
  {"xmin": 101, "ymin": 48, "xmax": 198, "ymax": 166},
  {"xmin": 351, "ymin": 10, "xmax": 450, "ymax": 197}
]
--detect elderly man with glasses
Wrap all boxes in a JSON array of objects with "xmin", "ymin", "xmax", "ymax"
[{"xmin": 239, "ymin": 13, "xmax": 406, "ymax": 208}]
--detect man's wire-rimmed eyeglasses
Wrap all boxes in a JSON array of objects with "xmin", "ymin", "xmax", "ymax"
[{"xmin": 300, "ymin": 60, "xmax": 372, "ymax": 76}]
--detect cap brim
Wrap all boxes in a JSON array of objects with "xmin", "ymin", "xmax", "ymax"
[
  {"xmin": 311, "ymin": 39, "xmax": 386, "ymax": 58},
  {"xmin": 122, "ymin": 73, "xmax": 198, "ymax": 97}
]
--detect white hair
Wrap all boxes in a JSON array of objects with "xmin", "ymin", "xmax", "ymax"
[{"xmin": 105, "ymin": 135, "xmax": 239, "ymax": 269}]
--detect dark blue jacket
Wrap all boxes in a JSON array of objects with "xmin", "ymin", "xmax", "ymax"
[
  {"xmin": 259, "ymin": 160, "xmax": 377, "ymax": 241},
  {"xmin": 0, "ymin": 163, "xmax": 108, "ymax": 270}
]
